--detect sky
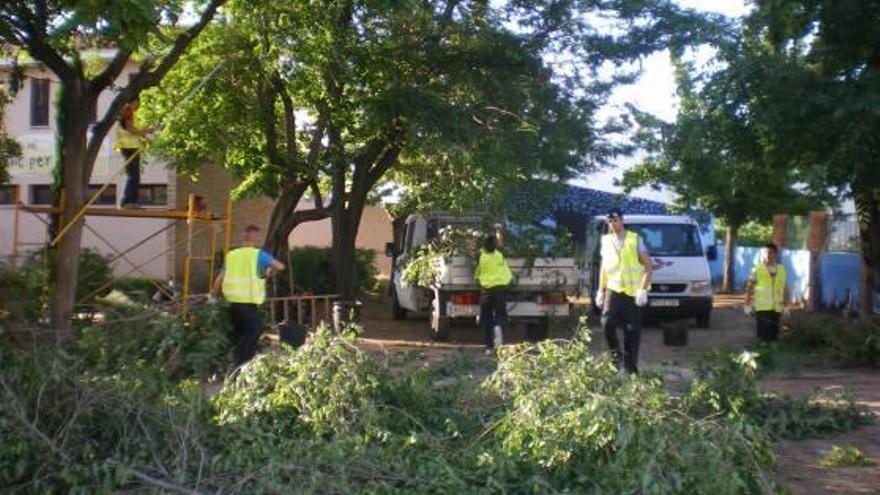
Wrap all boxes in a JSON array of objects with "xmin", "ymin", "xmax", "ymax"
[{"xmin": 574, "ymin": 0, "xmax": 752, "ymax": 203}]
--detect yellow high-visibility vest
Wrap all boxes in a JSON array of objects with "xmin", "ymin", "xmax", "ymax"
[
  {"xmin": 221, "ymin": 247, "xmax": 266, "ymax": 304},
  {"xmin": 115, "ymin": 113, "xmax": 145, "ymax": 151},
  {"xmin": 601, "ymin": 231, "xmax": 644, "ymax": 297},
  {"xmin": 753, "ymin": 264, "xmax": 785, "ymax": 312},
  {"xmin": 474, "ymin": 249, "xmax": 513, "ymax": 289}
]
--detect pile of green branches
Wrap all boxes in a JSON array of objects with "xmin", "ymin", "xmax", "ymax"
[{"xmin": 1, "ymin": 323, "xmax": 873, "ymax": 494}]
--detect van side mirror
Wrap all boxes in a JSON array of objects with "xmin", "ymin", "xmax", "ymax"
[
  {"xmin": 385, "ymin": 242, "xmax": 398, "ymax": 258},
  {"xmin": 705, "ymin": 245, "xmax": 718, "ymax": 261}
]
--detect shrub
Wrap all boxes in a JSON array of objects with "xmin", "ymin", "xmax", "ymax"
[
  {"xmin": 0, "ymin": 262, "xmax": 39, "ymax": 322},
  {"xmin": 0, "ymin": 249, "xmax": 113, "ymax": 322},
  {"xmin": 282, "ymin": 246, "xmax": 378, "ymax": 295},
  {"xmin": 781, "ymin": 313, "xmax": 880, "ymax": 368}
]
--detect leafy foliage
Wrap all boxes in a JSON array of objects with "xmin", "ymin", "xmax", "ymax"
[
  {"xmin": 0, "ymin": 86, "xmax": 21, "ymax": 184},
  {"xmin": 75, "ymin": 305, "xmax": 233, "ymax": 379},
  {"xmin": 716, "ymin": 220, "xmax": 774, "ymax": 247},
  {"xmin": 3, "ymin": 305, "xmax": 875, "ymax": 494},
  {"xmin": 401, "ymin": 224, "xmax": 577, "ymax": 287},
  {"xmin": 0, "ymin": 249, "xmax": 113, "ymax": 322},
  {"xmin": 279, "ymin": 247, "xmax": 378, "ymax": 296},
  {"xmin": 820, "ymin": 445, "xmax": 870, "ymax": 468},
  {"xmin": 773, "ymin": 313, "xmax": 880, "ymax": 368},
  {"xmin": 687, "ymin": 351, "xmax": 874, "ymax": 440}
]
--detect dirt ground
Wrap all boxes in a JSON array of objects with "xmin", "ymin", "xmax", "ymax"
[{"xmin": 354, "ymin": 293, "xmax": 880, "ymax": 494}]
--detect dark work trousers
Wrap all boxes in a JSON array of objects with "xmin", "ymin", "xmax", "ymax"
[
  {"xmin": 601, "ymin": 290, "xmax": 642, "ymax": 373},
  {"xmin": 480, "ymin": 287, "xmax": 508, "ymax": 350},
  {"xmin": 228, "ymin": 303, "xmax": 262, "ymax": 365},
  {"xmin": 120, "ymin": 148, "xmax": 141, "ymax": 205},
  {"xmin": 756, "ymin": 311, "xmax": 781, "ymax": 342}
]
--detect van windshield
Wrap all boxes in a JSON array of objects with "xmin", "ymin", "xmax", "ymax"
[{"xmin": 626, "ymin": 223, "xmax": 703, "ymax": 257}]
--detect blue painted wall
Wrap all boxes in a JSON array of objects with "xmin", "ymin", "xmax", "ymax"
[{"xmin": 818, "ymin": 252, "xmax": 861, "ymax": 310}]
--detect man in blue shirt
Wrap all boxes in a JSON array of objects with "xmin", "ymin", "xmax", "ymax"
[{"xmin": 210, "ymin": 225, "xmax": 284, "ymax": 364}]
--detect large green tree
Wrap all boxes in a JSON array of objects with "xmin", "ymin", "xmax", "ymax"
[
  {"xmin": 151, "ymin": 0, "xmax": 720, "ymax": 300},
  {"xmin": 0, "ymin": 0, "xmax": 225, "ymax": 339},
  {"xmin": 622, "ymin": 45, "xmax": 822, "ymax": 292},
  {"xmin": 741, "ymin": 0, "xmax": 880, "ymax": 315}
]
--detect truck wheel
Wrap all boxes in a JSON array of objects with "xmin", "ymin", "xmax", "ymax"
[
  {"xmin": 392, "ymin": 291, "xmax": 407, "ymax": 320},
  {"xmin": 696, "ymin": 311, "xmax": 711, "ymax": 329},
  {"xmin": 429, "ymin": 293, "xmax": 449, "ymax": 341},
  {"xmin": 526, "ymin": 318, "xmax": 550, "ymax": 342}
]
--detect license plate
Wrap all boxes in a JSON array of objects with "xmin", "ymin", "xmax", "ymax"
[
  {"xmin": 448, "ymin": 304, "xmax": 479, "ymax": 317},
  {"xmin": 650, "ymin": 299, "xmax": 680, "ymax": 307}
]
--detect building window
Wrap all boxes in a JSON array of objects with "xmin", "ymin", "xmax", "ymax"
[
  {"xmin": 31, "ymin": 184, "xmax": 117, "ymax": 206},
  {"xmin": 30, "ymin": 78, "xmax": 51, "ymax": 127},
  {"xmin": 31, "ymin": 185, "xmax": 54, "ymax": 205},
  {"xmin": 137, "ymin": 184, "xmax": 167, "ymax": 206},
  {"xmin": 0, "ymin": 185, "xmax": 18, "ymax": 205},
  {"xmin": 86, "ymin": 184, "xmax": 117, "ymax": 205}
]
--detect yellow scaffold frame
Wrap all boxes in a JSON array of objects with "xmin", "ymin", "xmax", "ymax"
[{"xmin": 12, "ymin": 188, "xmax": 233, "ymax": 315}]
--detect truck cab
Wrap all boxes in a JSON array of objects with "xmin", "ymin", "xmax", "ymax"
[{"xmin": 585, "ymin": 214, "xmax": 716, "ymax": 327}]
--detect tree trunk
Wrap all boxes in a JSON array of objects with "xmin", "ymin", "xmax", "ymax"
[
  {"xmin": 49, "ymin": 87, "xmax": 92, "ymax": 341},
  {"xmin": 722, "ymin": 222, "xmax": 740, "ymax": 294},
  {"xmin": 853, "ymin": 187, "xmax": 879, "ymax": 317},
  {"xmin": 332, "ymin": 197, "xmax": 369, "ymax": 301},
  {"xmin": 264, "ymin": 183, "xmax": 310, "ymax": 260}
]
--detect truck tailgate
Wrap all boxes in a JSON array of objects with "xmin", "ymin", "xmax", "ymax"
[{"xmin": 439, "ymin": 256, "xmax": 578, "ymax": 290}]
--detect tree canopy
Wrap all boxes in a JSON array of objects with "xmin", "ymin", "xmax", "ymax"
[{"xmin": 149, "ymin": 0, "xmax": 721, "ymax": 298}]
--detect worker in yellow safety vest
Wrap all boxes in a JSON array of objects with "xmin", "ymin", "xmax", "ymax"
[
  {"xmin": 210, "ymin": 225, "xmax": 285, "ymax": 364},
  {"xmin": 474, "ymin": 231, "xmax": 513, "ymax": 356},
  {"xmin": 744, "ymin": 243, "xmax": 790, "ymax": 342},
  {"xmin": 595, "ymin": 209, "xmax": 653, "ymax": 373},
  {"xmin": 114, "ymin": 95, "xmax": 152, "ymax": 208}
]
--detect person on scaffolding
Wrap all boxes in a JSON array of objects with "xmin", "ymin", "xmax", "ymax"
[
  {"xmin": 210, "ymin": 225, "xmax": 285, "ymax": 365},
  {"xmin": 114, "ymin": 95, "xmax": 152, "ymax": 209}
]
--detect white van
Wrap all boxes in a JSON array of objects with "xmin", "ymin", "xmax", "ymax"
[{"xmin": 585, "ymin": 214, "xmax": 716, "ymax": 327}]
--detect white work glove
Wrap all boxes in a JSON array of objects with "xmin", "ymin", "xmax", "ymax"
[
  {"xmin": 743, "ymin": 304, "xmax": 753, "ymax": 316},
  {"xmin": 206, "ymin": 294, "xmax": 219, "ymax": 305},
  {"xmin": 635, "ymin": 289, "xmax": 648, "ymax": 307},
  {"xmin": 594, "ymin": 290, "xmax": 605, "ymax": 308},
  {"xmin": 782, "ymin": 306, "xmax": 791, "ymax": 319}
]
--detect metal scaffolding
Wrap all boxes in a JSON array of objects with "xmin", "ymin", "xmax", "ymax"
[{"xmin": 12, "ymin": 189, "xmax": 233, "ymax": 314}]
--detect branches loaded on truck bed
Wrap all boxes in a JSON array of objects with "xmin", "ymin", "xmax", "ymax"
[{"xmin": 387, "ymin": 213, "xmax": 579, "ymax": 341}]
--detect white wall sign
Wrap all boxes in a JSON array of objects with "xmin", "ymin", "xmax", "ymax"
[{"xmin": 9, "ymin": 133, "xmax": 116, "ymax": 177}]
